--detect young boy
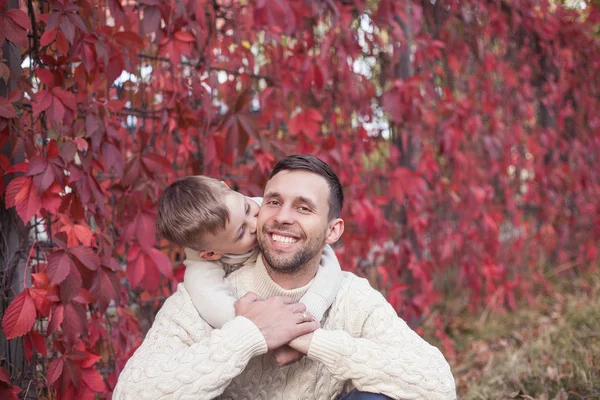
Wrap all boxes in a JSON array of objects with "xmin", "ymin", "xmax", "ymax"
[{"xmin": 157, "ymin": 175, "xmax": 342, "ymax": 330}]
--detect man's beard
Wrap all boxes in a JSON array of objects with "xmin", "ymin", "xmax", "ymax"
[{"xmin": 258, "ymin": 224, "xmax": 325, "ymax": 274}]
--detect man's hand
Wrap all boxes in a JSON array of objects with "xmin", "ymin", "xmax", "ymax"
[
  {"xmin": 288, "ymin": 332, "xmax": 315, "ymax": 355},
  {"xmin": 272, "ymin": 345, "xmax": 304, "ymax": 367},
  {"xmin": 235, "ymin": 292, "xmax": 320, "ymax": 350}
]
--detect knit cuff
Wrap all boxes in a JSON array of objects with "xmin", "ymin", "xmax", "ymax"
[
  {"xmin": 299, "ymin": 292, "xmax": 329, "ymax": 322},
  {"xmin": 306, "ymin": 329, "xmax": 345, "ymax": 367},
  {"xmin": 222, "ymin": 317, "xmax": 269, "ymax": 358}
]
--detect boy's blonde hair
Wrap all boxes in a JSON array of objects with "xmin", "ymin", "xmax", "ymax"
[{"xmin": 157, "ymin": 176, "xmax": 231, "ymax": 250}]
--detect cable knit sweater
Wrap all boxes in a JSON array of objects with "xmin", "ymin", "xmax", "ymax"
[{"xmin": 113, "ymin": 256, "xmax": 456, "ymax": 400}]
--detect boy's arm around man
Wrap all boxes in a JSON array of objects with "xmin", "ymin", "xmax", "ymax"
[{"xmin": 112, "ymin": 284, "xmax": 318, "ymax": 400}]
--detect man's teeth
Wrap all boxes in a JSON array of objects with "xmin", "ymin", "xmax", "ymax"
[{"xmin": 271, "ymin": 234, "xmax": 298, "ymax": 245}]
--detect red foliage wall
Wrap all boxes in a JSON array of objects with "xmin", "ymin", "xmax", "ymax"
[{"xmin": 1, "ymin": 0, "xmax": 599, "ymax": 397}]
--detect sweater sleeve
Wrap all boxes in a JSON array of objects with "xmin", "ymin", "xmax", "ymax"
[
  {"xmin": 299, "ymin": 244, "xmax": 342, "ymax": 322},
  {"xmin": 306, "ymin": 278, "xmax": 456, "ymax": 400},
  {"xmin": 113, "ymin": 285, "xmax": 267, "ymax": 400},
  {"xmin": 183, "ymin": 247, "xmax": 236, "ymax": 328}
]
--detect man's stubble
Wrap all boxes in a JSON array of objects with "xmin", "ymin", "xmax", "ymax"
[{"xmin": 258, "ymin": 223, "xmax": 326, "ymax": 274}]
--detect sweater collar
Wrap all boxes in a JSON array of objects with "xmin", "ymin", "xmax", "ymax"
[{"xmin": 248, "ymin": 255, "xmax": 313, "ymax": 304}]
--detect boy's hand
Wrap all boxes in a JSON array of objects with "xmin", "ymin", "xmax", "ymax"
[
  {"xmin": 272, "ymin": 345, "xmax": 304, "ymax": 367},
  {"xmin": 235, "ymin": 292, "xmax": 320, "ymax": 350},
  {"xmin": 288, "ymin": 332, "xmax": 315, "ymax": 355}
]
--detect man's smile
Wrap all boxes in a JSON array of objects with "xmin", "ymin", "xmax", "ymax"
[{"xmin": 265, "ymin": 229, "xmax": 302, "ymax": 250}]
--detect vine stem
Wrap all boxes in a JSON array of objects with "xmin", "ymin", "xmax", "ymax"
[{"xmin": 22, "ymin": 239, "xmax": 38, "ymax": 290}]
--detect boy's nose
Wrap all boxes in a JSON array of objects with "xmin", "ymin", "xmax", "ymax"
[{"xmin": 249, "ymin": 213, "xmax": 258, "ymax": 233}]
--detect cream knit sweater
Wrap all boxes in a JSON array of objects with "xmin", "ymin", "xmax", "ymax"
[{"xmin": 113, "ymin": 256, "xmax": 456, "ymax": 400}]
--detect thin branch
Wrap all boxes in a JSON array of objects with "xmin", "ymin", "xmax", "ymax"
[{"xmin": 26, "ymin": 0, "xmax": 42, "ymax": 65}]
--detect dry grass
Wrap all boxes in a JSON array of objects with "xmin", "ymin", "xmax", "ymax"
[{"xmin": 423, "ymin": 271, "xmax": 600, "ymax": 399}]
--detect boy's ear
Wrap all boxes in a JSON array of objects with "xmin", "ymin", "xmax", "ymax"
[
  {"xmin": 197, "ymin": 250, "xmax": 223, "ymax": 261},
  {"xmin": 325, "ymin": 218, "xmax": 344, "ymax": 245}
]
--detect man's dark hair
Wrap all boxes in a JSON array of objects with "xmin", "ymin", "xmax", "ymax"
[{"xmin": 269, "ymin": 154, "xmax": 343, "ymax": 220}]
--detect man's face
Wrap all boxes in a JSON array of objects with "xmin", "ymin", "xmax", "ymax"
[
  {"xmin": 258, "ymin": 170, "xmax": 333, "ymax": 274},
  {"xmin": 202, "ymin": 191, "xmax": 260, "ymax": 255}
]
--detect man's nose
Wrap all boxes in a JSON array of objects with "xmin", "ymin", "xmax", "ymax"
[{"xmin": 274, "ymin": 205, "xmax": 294, "ymax": 225}]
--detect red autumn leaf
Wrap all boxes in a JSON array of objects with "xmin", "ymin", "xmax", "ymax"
[
  {"xmin": 31, "ymin": 272, "xmax": 50, "ymax": 287},
  {"xmin": 39, "ymin": 27, "xmax": 58, "ymax": 47},
  {"xmin": 47, "ymin": 357, "xmax": 64, "ymax": 385},
  {"xmin": 0, "ymin": 8, "xmax": 31, "ymax": 47},
  {"xmin": 141, "ymin": 153, "xmax": 172, "ymax": 176},
  {"xmin": 63, "ymin": 358, "xmax": 82, "ymax": 390},
  {"xmin": 70, "ymin": 246, "xmax": 100, "ymax": 270},
  {"xmin": 47, "ymin": 304, "xmax": 64, "ymax": 335},
  {"xmin": 36, "ymin": 68, "xmax": 56, "ymax": 87},
  {"xmin": 59, "ymin": 267, "xmax": 83, "ymax": 304},
  {"xmin": 30, "ymin": 330, "xmax": 48, "ymax": 356},
  {"xmin": 63, "ymin": 302, "xmax": 87, "ymax": 344},
  {"xmin": 29, "ymin": 287, "xmax": 52, "ymax": 317},
  {"xmin": 23, "ymin": 334, "xmax": 34, "ymax": 361},
  {"xmin": 59, "ymin": 215, "xmax": 94, "ymax": 247},
  {"xmin": 31, "ymin": 90, "xmax": 53, "ymax": 116},
  {"xmin": 47, "ymin": 250, "xmax": 73, "ymax": 285},
  {"xmin": 2, "ymin": 289, "xmax": 36, "ymax": 339},
  {"xmin": 122, "ymin": 157, "xmax": 142, "ymax": 187},
  {"xmin": 0, "ymin": 100, "xmax": 17, "ymax": 119},
  {"xmin": 126, "ymin": 248, "xmax": 146, "ymax": 289},
  {"xmin": 288, "ymin": 108, "xmax": 323, "ymax": 140},
  {"xmin": 141, "ymin": 6, "xmax": 161, "ymax": 34},
  {"xmin": 0, "ymin": 153, "xmax": 11, "ymax": 173},
  {"xmin": 133, "ymin": 210, "xmax": 156, "ymax": 249},
  {"xmin": 52, "ymin": 87, "xmax": 77, "ymax": 112},
  {"xmin": 90, "ymin": 267, "xmax": 120, "ymax": 312},
  {"xmin": 59, "ymin": 192, "xmax": 85, "ymax": 221},
  {"xmin": 173, "ymin": 30, "xmax": 195, "ymax": 43},
  {"xmin": 106, "ymin": 52, "xmax": 126, "ymax": 85},
  {"xmin": 5, "ymin": 176, "xmax": 41, "ymax": 222},
  {"xmin": 23, "ymin": 330, "xmax": 47, "ymax": 361},
  {"xmin": 79, "ymin": 352, "xmax": 101, "ymax": 369},
  {"xmin": 81, "ymin": 368, "xmax": 107, "ymax": 392},
  {"xmin": 0, "ymin": 364, "xmax": 21, "ymax": 399},
  {"xmin": 27, "ymin": 155, "xmax": 56, "ymax": 194},
  {"xmin": 148, "ymin": 248, "xmax": 173, "ymax": 278},
  {"xmin": 41, "ymin": 181, "xmax": 63, "ymax": 214},
  {"xmin": 101, "ymin": 141, "xmax": 124, "ymax": 176},
  {"xmin": 142, "ymin": 259, "xmax": 161, "ymax": 291},
  {"xmin": 27, "ymin": 155, "xmax": 48, "ymax": 176}
]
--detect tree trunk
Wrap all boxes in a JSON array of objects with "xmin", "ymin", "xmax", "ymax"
[{"xmin": 0, "ymin": 0, "xmax": 30, "ymax": 390}]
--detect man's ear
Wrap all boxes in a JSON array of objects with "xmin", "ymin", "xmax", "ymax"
[
  {"xmin": 197, "ymin": 250, "xmax": 223, "ymax": 261},
  {"xmin": 325, "ymin": 218, "xmax": 344, "ymax": 245}
]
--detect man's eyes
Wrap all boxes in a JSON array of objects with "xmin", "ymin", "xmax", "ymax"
[{"xmin": 266, "ymin": 200, "xmax": 311, "ymax": 212}]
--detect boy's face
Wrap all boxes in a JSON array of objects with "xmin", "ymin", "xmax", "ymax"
[{"xmin": 200, "ymin": 191, "xmax": 260, "ymax": 256}]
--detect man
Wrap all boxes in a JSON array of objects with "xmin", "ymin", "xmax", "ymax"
[{"xmin": 113, "ymin": 155, "xmax": 456, "ymax": 399}]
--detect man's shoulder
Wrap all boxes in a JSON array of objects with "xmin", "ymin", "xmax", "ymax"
[{"xmin": 336, "ymin": 272, "xmax": 388, "ymax": 308}]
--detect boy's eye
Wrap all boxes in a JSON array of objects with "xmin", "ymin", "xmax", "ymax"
[{"xmin": 245, "ymin": 202, "xmax": 250, "ymax": 215}]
